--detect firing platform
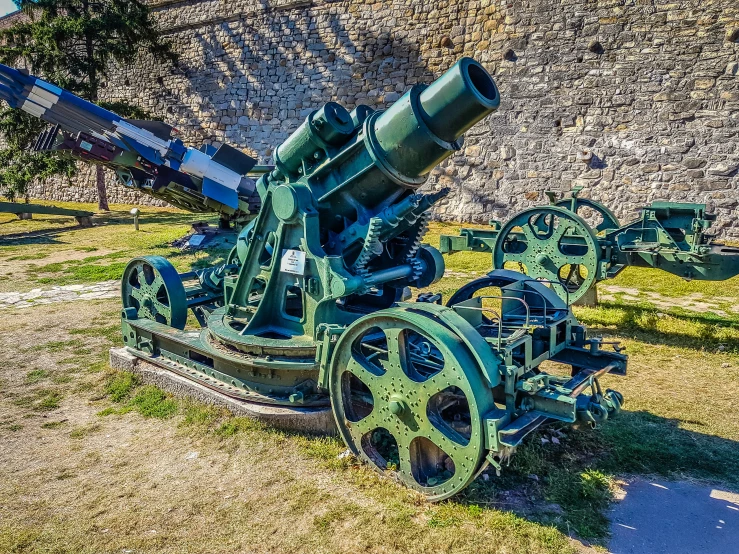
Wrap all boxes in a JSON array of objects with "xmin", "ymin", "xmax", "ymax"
[{"xmin": 109, "ymin": 347, "xmax": 337, "ymax": 434}]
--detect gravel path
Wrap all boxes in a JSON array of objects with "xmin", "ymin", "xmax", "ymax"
[{"xmin": 0, "ymin": 280, "xmax": 119, "ymax": 309}]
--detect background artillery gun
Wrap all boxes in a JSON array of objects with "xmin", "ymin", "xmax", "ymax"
[
  {"xmin": 0, "ymin": 63, "xmax": 272, "ymax": 228},
  {"xmin": 110, "ymin": 58, "xmax": 627, "ymax": 500},
  {"xmin": 440, "ymin": 188, "xmax": 739, "ymax": 304}
]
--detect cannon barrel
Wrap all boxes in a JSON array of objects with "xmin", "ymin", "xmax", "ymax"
[
  {"xmin": 370, "ymin": 57, "xmax": 500, "ymax": 182},
  {"xmin": 265, "ymin": 58, "xmax": 499, "ymax": 209},
  {"xmin": 419, "ymin": 58, "xmax": 500, "ymax": 142}
]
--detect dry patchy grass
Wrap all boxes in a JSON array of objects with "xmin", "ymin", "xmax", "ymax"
[{"xmin": 0, "ymin": 209, "xmax": 738, "ymax": 552}]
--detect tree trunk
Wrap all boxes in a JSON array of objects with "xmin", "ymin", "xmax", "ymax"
[{"xmin": 96, "ymin": 165, "xmax": 109, "ymax": 211}]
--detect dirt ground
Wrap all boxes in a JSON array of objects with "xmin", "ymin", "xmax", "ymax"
[
  {"xmin": 0, "ymin": 299, "xmax": 584, "ymax": 554},
  {"xmin": 2, "ymin": 208, "xmax": 739, "ymax": 554}
]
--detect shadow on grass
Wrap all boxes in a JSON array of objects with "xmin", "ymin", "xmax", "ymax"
[
  {"xmin": 0, "ymin": 223, "xmax": 84, "ymax": 245},
  {"xmin": 577, "ymin": 300, "xmax": 739, "ymax": 352},
  {"xmin": 0, "ymin": 208, "xmax": 213, "ymax": 246},
  {"xmin": 455, "ymin": 409, "xmax": 739, "ymax": 540}
]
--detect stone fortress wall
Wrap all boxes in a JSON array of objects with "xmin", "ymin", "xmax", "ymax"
[{"xmin": 15, "ymin": 0, "xmax": 739, "ymax": 235}]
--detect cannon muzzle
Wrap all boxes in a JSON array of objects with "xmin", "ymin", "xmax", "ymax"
[
  {"xmin": 367, "ymin": 57, "xmax": 499, "ymax": 186},
  {"xmin": 419, "ymin": 57, "xmax": 500, "ymax": 142}
]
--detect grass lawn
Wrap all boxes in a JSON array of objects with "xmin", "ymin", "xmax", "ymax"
[{"xmin": 0, "ymin": 203, "xmax": 738, "ymax": 553}]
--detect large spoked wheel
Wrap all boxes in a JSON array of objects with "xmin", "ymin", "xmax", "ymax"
[
  {"xmin": 492, "ymin": 206, "xmax": 601, "ymax": 304},
  {"xmin": 555, "ymin": 197, "xmax": 620, "ymax": 234},
  {"xmin": 122, "ymin": 256, "xmax": 188, "ymax": 330},
  {"xmin": 329, "ymin": 306, "xmax": 496, "ymax": 501}
]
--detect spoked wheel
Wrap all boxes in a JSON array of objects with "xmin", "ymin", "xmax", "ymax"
[
  {"xmin": 122, "ymin": 256, "xmax": 188, "ymax": 330},
  {"xmin": 329, "ymin": 306, "xmax": 496, "ymax": 501},
  {"xmin": 555, "ymin": 197, "xmax": 620, "ymax": 234},
  {"xmin": 493, "ymin": 206, "xmax": 601, "ymax": 304}
]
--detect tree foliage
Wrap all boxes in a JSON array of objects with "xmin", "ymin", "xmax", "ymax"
[{"xmin": 0, "ymin": 0, "xmax": 177, "ymax": 202}]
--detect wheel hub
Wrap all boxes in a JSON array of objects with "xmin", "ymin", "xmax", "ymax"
[{"xmin": 492, "ymin": 206, "xmax": 601, "ymax": 303}]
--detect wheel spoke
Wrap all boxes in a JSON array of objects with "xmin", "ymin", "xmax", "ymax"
[
  {"xmin": 550, "ymin": 222, "xmax": 572, "ymax": 243},
  {"xmin": 346, "ymin": 411, "xmax": 375, "ymax": 439},
  {"xmin": 153, "ymin": 301, "xmax": 171, "ymax": 320},
  {"xmin": 426, "ymin": 425, "xmax": 462, "ymax": 458},
  {"xmin": 151, "ymin": 275, "xmax": 166, "ymax": 291},
  {"xmin": 382, "ymin": 326, "xmax": 408, "ymax": 377},
  {"xmin": 502, "ymin": 252, "xmax": 526, "ymax": 263},
  {"xmin": 521, "ymin": 221, "xmax": 545, "ymax": 245},
  {"xmin": 345, "ymin": 355, "xmax": 384, "ymax": 397},
  {"xmin": 128, "ymin": 286, "xmax": 145, "ymax": 302},
  {"xmin": 528, "ymin": 264, "xmax": 560, "ymax": 283},
  {"xmin": 135, "ymin": 264, "xmax": 147, "ymax": 287},
  {"xmin": 397, "ymin": 439, "xmax": 413, "ymax": 477}
]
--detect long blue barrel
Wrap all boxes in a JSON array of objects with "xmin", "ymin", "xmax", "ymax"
[
  {"xmin": 0, "ymin": 64, "xmax": 261, "ymax": 210},
  {"xmin": 0, "ymin": 64, "xmax": 120, "ymax": 137}
]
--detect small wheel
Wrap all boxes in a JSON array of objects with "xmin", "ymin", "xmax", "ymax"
[
  {"xmin": 122, "ymin": 256, "xmax": 188, "ymax": 329},
  {"xmin": 555, "ymin": 197, "xmax": 620, "ymax": 234},
  {"xmin": 492, "ymin": 206, "xmax": 601, "ymax": 304},
  {"xmin": 329, "ymin": 305, "xmax": 496, "ymax": 501}
]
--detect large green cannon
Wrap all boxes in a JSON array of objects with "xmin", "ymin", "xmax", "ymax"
[
  {"xmin": 440, "ymin": 188, "xmax": 739, "ymax": 304},
  {"xmin": 120, "ymin": 59, "xmax": 626, "ymax": 500}
]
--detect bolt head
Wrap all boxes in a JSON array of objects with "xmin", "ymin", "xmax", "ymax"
[{"xmin": 389, "ymin": 399, "xmax": 405, "ymax": 416}]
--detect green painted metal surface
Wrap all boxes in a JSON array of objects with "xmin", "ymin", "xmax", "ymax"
[
  {"xmin": 441, "ymin": 189, "xmax": 739, "ymax": 303},
  {"xmin": 121, "ymin": 58, "xmax": 628, "ymax": 500}
]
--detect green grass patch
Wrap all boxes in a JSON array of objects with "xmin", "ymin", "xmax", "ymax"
[
  {"xmin": 545, "ymin": 469, "xmax": 613, "ymax": 539},
  {"xmin": 214, "ymin": 416, "xmax": 261, "ymax": 437},
  {"xmin": 295, "ymin": 435, "xmax": 352, "ymax": 470},
  {"xmin": 128, "ymin": 386, "xmax": 178, "ymax": 419},
  {"xmin": 70, "ymin": 324, "xmax": 121, "ymax": 343},
  {"xmin": 35, "ymin": 391, "xmax": 62, "ymax": 411},
  {"xmin": 181, "ymin": 402, "xmax": 224, "ymax": 427},
  {"xmin": 7, "ymin": 253, "xmax": 48, "ymax": 261},
  {"xmin": 104, "ymin": 372, "xmax": 139, "ymax": 402},
  {"xmin": 35, "ymin": 262, "xmax": 128, "ymax": 285},
  {"xmin": 69, "ymin": 423, "xmax": 101, "ymax": 439},
  {"xmin": 100, "ymin": 372, "xmax": 176, "ymax": 418},
  {"xmin": 41, "ymin": 420, "xmax": 67, "ymax": 429},
  {"xmin": 25, "ymin": 369, "xmax": 49, "ymax": 384},
  {"xmin": 30, "ymin": 339, "xmax": 86, "ymax": 353},
  {"xmin": 313, "ymin": 503, "xmax": 362, "ymax": 531},
  {"xmin": 87, "ymin": 360, "xmax": 109, "ymax": 373}
]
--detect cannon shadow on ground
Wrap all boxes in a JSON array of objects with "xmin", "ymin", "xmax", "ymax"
[
  {"xmin": 450, "ymin": 409, "xmax": 739, "ymax": 542},
  {"xmin": 0, "ymin": 209, "xmax": 208, "ymax": 247},
  {"xmin": 578, "ymin": 300, "xmax": 739, "ymax": 353}
]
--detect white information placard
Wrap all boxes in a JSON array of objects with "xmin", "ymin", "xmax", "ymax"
[
  {"xmin": 188, "ymin": 234, "xmax": 206, "ymax": 247},
  {"xmin": 280, "ymin": 249, "xmax": 306, "ymax": 275}
]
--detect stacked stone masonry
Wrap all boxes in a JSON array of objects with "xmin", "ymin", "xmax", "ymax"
[{"xmin": 17, "ymin": 0, "xmax": 739, "ymax": 235}]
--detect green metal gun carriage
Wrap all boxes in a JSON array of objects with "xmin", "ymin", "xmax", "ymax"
[
  {"xmin": 441, "ymin": 188, "xmax": 739, "ymax": 304},
  {"xmin": 120, "ymin": 59, "xmax": 626, "ymax": 500}
]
